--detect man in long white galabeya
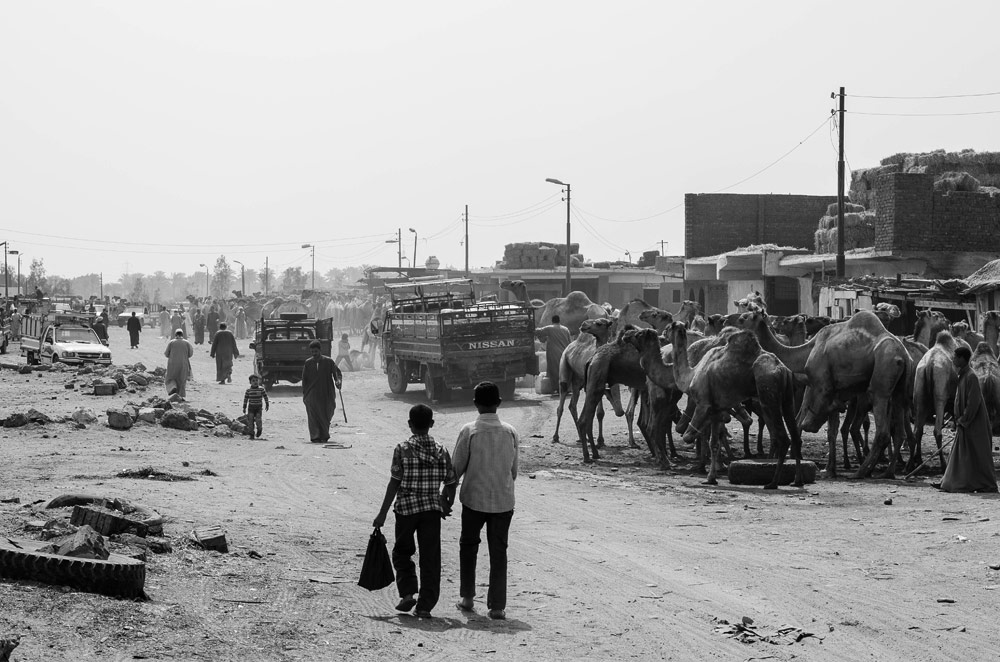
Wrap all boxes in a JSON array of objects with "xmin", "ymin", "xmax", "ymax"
[{"xmin": 164, "ymin": 329, "xmax": 194, "ymax": 398}]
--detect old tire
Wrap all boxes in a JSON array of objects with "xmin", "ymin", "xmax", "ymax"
[
  {"xmin": 424, "ymin": 372, "xmax": 448, "ymax": 403},
  {"xmin": 387, "ymin": 361, "xmax": 408, "ymax": 394},
  {"xmin": 0, "ymin": 538, "xmax": 146, "ymax": 599},
  {"xmin": 727, "ymin": 460, "xmax": 818, "ymax": 486}
]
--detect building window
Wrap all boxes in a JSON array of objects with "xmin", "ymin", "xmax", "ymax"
[{"xmin": 672, "ymin": 289, "xmax": 681, "ymax": 303}]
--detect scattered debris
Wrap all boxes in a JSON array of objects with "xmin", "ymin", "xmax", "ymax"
[
  {"xmin": 70, "ymin": 504, "xmax": 148, "ymax": 537},
  {"xmin": 190, "ymin": 525, "xmax": 228, "ymax": 553},
  {"xmin": 117, "ymin": 466, "xmax": 194, "ymax": 482},
  {"xmin": 38, "ymin": 524, "xmax": 109, "ymax": 560},
  {"xmin": 714, "ymin": 616, "xmax": 821, "ymax": 645},
  {"xmin": 884, "ymin": 498, "xmax": 893, "ymax": 505},
  {"xmin": 71, "ymin": 409, "xmax": 98, "ymax": 425},
  {"xmin": 106, "ymin": 408, "xmax": 134, "ymax": 431}
]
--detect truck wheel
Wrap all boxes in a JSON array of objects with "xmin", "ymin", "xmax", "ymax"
[
  {"xmin": 387, "ymin": 362, "xmax": 408, "ymax": 394},
  {"xmin": 0, "ymin": 537, "xmax": 146, "ymax": 599},
  {"xmin": 263, "ymin": 378, "xmax": 275, "ymax": 391},
  {"xmin": 499, "ymin": 379, "xmax": 516, "ymax": 400},
  {"xmin": 27, "ymin": 351, "xmax": 38, "ymax": 366},
  {"xmin": 424, "ymin": 373, "xmax": 448, "ymax": 403}
]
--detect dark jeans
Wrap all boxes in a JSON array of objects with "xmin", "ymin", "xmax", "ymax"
[
  {"xmin": 460, "ymin": 507, "xmax": 514, "ymax": 611},
  {"xmin": 246, "ymin": 407, "xmax": 262, "ymax": 436},
  {"xmin": 392, "ymin": 510, "xmax": 442, "ymax": 612}
]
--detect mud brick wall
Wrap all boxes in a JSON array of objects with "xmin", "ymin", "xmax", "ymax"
[
  {"xmin": 875, "ymin": 173, "xmax": 1000, "ymax": 252},
  {"xmin": 684, "ymin": 194, "xmax": 836, "ymax": 258}
]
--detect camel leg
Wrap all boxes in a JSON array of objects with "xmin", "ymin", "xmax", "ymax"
[
  {"xmin": 880, "ymin": 398, "xmax": 909, "ymax": 479},
  {"xmin": 840, "ymin": 399, "xmax": 857, "ymax": 472},
  {"xmin": 576, "ymin": 389, "xmax": 601, "ymax": 463},
  {"xmin": 908, "ymin": 398, "xmax": 927, "ymax": 474},
  {"xmin": 596, "ymin": 400, "xmax": 606, "ymax": 448},
  {"xmin": 733, "ymin": 404, "xmax": 753, "ymax": 458},
  {"xmin": 762, "ymin": 385, "xmax": 801, "ymax": 490},
  {"xmin": 855, "ymin": 396, "xmax": 892, "ymax": 479},
  {"xmin": 553, "ymin": 381, "xmax": 570, "ymax": 444},
  {"xmin": 825, "ymin": 412, "xmax": 840, "ymax": 477},
  {"xmin": 705, "ymin": 418, "xmax": 723, "ymax": 486},
  {"xmin": 759, "ymin": 415, "xmax": 769, "ymax": 458},
  {"xmin": 932, "ymin": 395, "xmax": 947, "ymax": 472},
  {"xmin": 646, "ymin": 387, "xmax": 671, "ymax": 469},
  {"xmin": 685, "ymin": 404, "xmax": 710, "ymax": 474},
  {"xmin": 677, "ymin": 397, "xmax": 696, "ymax": 436},
  {"xmin": 623, "ymin": 387, "xmax": 640, "ymax": 449}
]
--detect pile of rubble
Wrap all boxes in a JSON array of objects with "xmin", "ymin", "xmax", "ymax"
[
  {"xmin": 12, "ymin": 360, "xmax": 166, "ymax": 397},
  {"xmin": 500, "ymin": 242, "xmax": 585, "ymax": 269},
  {"xmin": 105, "ymin": 394, "xmax": 249, "ymax": 437}
]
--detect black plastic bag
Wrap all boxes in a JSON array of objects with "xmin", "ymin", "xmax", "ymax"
[{"xmin": 358, "ymin": 527, "xmax": 394, "ymax": 591}]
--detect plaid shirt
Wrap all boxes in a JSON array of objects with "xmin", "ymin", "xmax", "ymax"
[{"xmin": 390, "ymin": 434, "xmax": 458, "ymax": 516}]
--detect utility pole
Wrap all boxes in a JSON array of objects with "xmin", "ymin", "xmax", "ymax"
[
  {"xmin": 659, "ymin": 239, "xmax": 668, "ymax": 255},
  {"xmin": 265, "ymin": 257, "xmax": 269, "ymax": 296},
  {"xmin": 100, "ymin": 272, "xmax": 103, "ymax": 299},
  {"xmin": 836, "ymin": 86, "xmax": 846, "ymax": 278},
  {"xmin": 545, "ymin": 178, "xmax": 572, "ymax": 295},
  {"xmin": 464, "ymin": 204, "xmax": 469, "ymax": 277},
  {"xmin": 397, "ymin": 228, "xmax": 402, "ymax": 269}
]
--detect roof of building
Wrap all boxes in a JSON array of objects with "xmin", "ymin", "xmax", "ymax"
[{"xmin": 963, "ymin": 258, "xmax": 1000, "ymax": 293}]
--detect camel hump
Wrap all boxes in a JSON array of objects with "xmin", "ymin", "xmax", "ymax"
[
  {"xmin": 564, "ymin": 291, "xmax": 596, "ymax": 306},
  {"xmin": 934, "ymin": 329, "xmax": 957, "ymax": 347},
  {"xmin": 974, "ymin": 341, "xmax": 996, "ymax": 359}
]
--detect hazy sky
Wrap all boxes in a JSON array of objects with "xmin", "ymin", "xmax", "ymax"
[{"xmin": 2, "ymin": 1, "xmax": 999, "ymax": 281}]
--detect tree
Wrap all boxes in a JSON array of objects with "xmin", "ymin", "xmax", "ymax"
[
  {"xmin": 27, "ymin": 258, "xmax": 46, "ymax": 292},
  {"xmin": 281, "ymin": 267, "xmax": 307, "ymax": 292},
  {"xmin": 130, "ymin": 275, "xmax": 146, "ymax": 303},
  {"xmin": 211, "ymin": 256, "xmax": 233, "ymax": 299}
]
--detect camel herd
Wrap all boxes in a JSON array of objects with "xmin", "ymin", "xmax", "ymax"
[{"xmin": 503, "ymin": 281, "xmax": 1000, "ymax": 491}]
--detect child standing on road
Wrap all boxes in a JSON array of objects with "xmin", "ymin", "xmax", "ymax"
[
  {"xmin": 373, "ymin": 404, "xmax": 458, "ymax": 618},
  {"xmin": 242, "ymin": 375, "xmax": 270, "ymax": 440},
  {"xmin": 335, "ymin": 333, "xmax": 355, "ymax": 371}
]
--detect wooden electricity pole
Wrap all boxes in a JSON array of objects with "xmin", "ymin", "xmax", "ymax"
[
  {"xmin": 836, "ymin": 86, "xmax": 846, "ymax": 278},
  {"xmin": 464, "ymin": 204, "xmax": 469, "ymax": 277}
]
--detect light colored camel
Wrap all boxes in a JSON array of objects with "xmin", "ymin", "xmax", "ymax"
[
  {"xmin": 674, "ymin": 328, "xmax": 802, "ymax": 488},
  {"xmin": 951, "ymin": 320, "xmax": 984, "ymax": 348},
  {"xmin": 983, "ymin": 311, "xmax": 1000, "ymax": 356},
  {"xmin": 912, "ymin": 310, "xmax": 950, "ymax": 348},
  {"xmin": 553, "ymin": 317, "xmax": 621, "ymax": 446},
  {"xmin": 911, "ymin": 330, "xmax": 962, "ymax": 471},
  {"xmin": 971, "ymin": 342, "xmax": 1000, "ymax": 436},
  {"xmin": 498, "ymin": 279, "xmax": 546, "ymax": 309},
  {"xmin": 772, "ymin": 315, "xmax": 807, "ymax": 345},
  {"xmin": 734, "ymin": 292, "xmax": 766, "ymax": 313},
  {"xmin": 797, "ymin": 311, "xmax": 911, "ymax": 479},
  {"xmin": 500, "ymin": 279, "xmax": 602, "ymax": 335}
]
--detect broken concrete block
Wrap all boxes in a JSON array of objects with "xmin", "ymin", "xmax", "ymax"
[
  {"xmin": 106, "ymin": 409, "xmax": 134, "ymax": 430},
  {"xmin": 137, "ymin": 408, "xmax": 157, "ymax": 423},
  {"xmin": 26, "ymin": 409, "xmax": 52, "ymax": 424},
  {"xmin": 153, "ymin": 407, "xmax": 165, "ymax": 419},
  {"xmin": 133, "ymin": 362, "xmax": 147, "ymax": 372},
  {"xmin": 17, "ymin": 365, "xmax": 32, "ymax": 375},
  {"xmin": 190, "ymin": 524, "xmax": 228, "ymax": 553},
  {"xmin": 127, "ymin": 373, "xmax": 149, "ymax": 386},
  {"xmin": 71, "ymin": 409, "xmax": 98, "ymax": 424},
  {"xmin": 71, "ymin": 504, "xmax": 148, "ymax": 537},
  {"xmin": 43, "ymin": 524, "xmax": 110, "ymax": 560},
  {"xmin": 160, "ymin": 410, "xmax": 193, "ymax": 431},
  {"xmin": 94, "ymin": 382, "xmax": 118, "ymax": 396},
  {"xmin": 3, "ymin": 413, "xmax": 28, "ymax": 428},
  {"xmin": 167, "ymin": 393, "xmax": 185, "ymax": 404},
  {"xmin": 213, "ymin": 427, "xmax": 234, "ymax": 438}
]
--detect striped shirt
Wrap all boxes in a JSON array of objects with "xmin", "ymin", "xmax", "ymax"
[
  {"xmin": 243, "ymin": 385, "xmax": 269, "ymax": 410},
  {"xmin": 452, "ymin": 413, "xmax": 518, "ymax": 513}
]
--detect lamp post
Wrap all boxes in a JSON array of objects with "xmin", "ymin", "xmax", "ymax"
[
  {"xmin": 233, "ymin": 260, "xmax": 245, "ymax": 296},
  {"xmin": 8, "ymin": 251, "xmax": 19, "ymax": 297},
  {"xmin": 545, "ymin": 178, "xmax": 571, "ymax": 295},
  {"xmin": 625, "ymin": 250, "xmax": 631, "ymax": 265},
  {"xmin": 385, "ymin": 229, "xmax": 402, "ymax": 269},
  {"xmin": 199, "ymin": 263, "xmax": 209, "ymax": 298},
  {"xmin": 301, "ymin": 244, "xmax": 315, "ymax": 289},
  {"xmin": 0, "ymin": 242, "xmax": 8, "ymax": 301},
  {"xmin": 409, "ymin": 228, "xmax": 418, "ymax": 268}
]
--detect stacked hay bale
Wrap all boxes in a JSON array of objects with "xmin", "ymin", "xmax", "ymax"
[
  {"xmin": 850, "ymin": 149, "xmax": 1000, "ymax": 209},
  {"xmin": 814, "ymin": 202, "xmax": 876, "ymax": 254},
  {"xmin": 501, "ymin": 242, "xmax": 580, "ymax": 268}
]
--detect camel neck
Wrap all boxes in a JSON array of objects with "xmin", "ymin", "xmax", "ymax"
[{"xmin": 755, "ymin": 322, "xmax": 815, "ymax": 374}]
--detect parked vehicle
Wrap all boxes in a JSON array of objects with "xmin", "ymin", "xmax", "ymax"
[
  {"xmin": 377, "ymin": 277, "xmax": 538, "ymax": 402},
  {"xmin": 249, "ymin": 313, "xmax": 333, "ymax": 389},
  {"xmin": 117, "ymin": 306, "xmax": 154, "ymax": 328},
  {"xmin": 21, "ymin": 312, "xmax": 112, "ymax": 366}
]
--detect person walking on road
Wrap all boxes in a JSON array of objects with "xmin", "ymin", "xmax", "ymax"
[
  {"xmin": 938, "ymin": 346, "xmax": 999, "ymax": 493},
  {"xmin": 210, "ymin": 322, "xmax": 240, "ymax": 384},
  {"xmin": 235, "ymin": 306, "xmax": 248, "ymax": 340},
  {"xmin": 207, "ymin": 305, "xmax": 221, "ymax": 343},
  {"xmin": 126, "ymin": 311, "xmax": 142, "ymax": 349},
  {"xmin": 193, "ymin": 310, "xmax": 206, "ymax": 345},
  {"xmin": 301, "ymin": 339, "xmax": 342, "ymax": 443},
  {"xmin": 164, "ymin": 329, "xmax": 194, "ymax": 398},
  {"xmin": 9, "ymin": 310, "xmax": 21, "ymax": 342},
  {"xmin": 534, "ymin": 315, "xmax": 571, "ymax": 383},
  {"xmin": 92, "ymin": 316, "xmax": 109, "ymax": 346},
  {"xmin": 242, "ymin": 374, "xmax": 270, "ymax": 440},
  {"xmin": 373, "ymin": 404, "xmax": 458, "ymax": 618},
  {"xmin": 159, "ymin": 309, "xmax": 171, "ymax": 338},
  {"xmin": 452, "ymin": 381, "xmax": 519, "ymax": 620},
  {"xmin": 335, "ymin": 333, "xmax": 355, "ymax": 372}
]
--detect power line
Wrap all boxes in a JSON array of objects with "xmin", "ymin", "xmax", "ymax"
[
  {"xmin": 0, "ymin": 227, "xmax": 391, "ymax": 249},
  {"xmin": 847, "ymin": 109, "xmax": 1000, "ymax": 117},
  {"xmin": 469, "ymin": 201, "xmax": 562, "ymax": 228},
  {"xmin": 847, "ymin": 91, "xmax": 1000, "ymax": 100},
  {"xmin": 469, "ymin": 193, "xmax": 561, "ymax": 220},
  {"xmin": 572, "ymin": 208, "xmax": 627, "ymax": 254}
]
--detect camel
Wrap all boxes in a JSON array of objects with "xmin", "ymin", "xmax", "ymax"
[
  {"xmin": 983, "ymin": 311, "xmax": 1000, "ymax": 356},
  {"xmin": 971, "ymin": 342, "xmax": 1000, "ymax": 436},
  {"xmin": 674, "ymin": 329, "xmax": 802, "ymax": 488},
  {"xmin": 797, "ymin": 311, "xmax": 911, "ymax": 479},
  {"xmin": 912, "ymin": 310, "xmax": 950, "ymax": 348},
  {"xmin": 910, "ymin": 330, "xmax": 962, "ymax": 471},
  {"xmin": 772, "ymin": 315, "xmax": 807, "ymax": 346},
  {"xmin": 575, "ymin": 335, "xmax": 657, "ymax": 464},
  {"xmin": 734, "ymin": 291, "xmax": 766, "ymax": 313},
  {"xmin": 553, "ymin": 317, "xmax": 622, "ymax": 446},
  {"xmin": 951, "ymin": 320, "xmax": 984, "ymax": 348},
  {"xmin": 803, "ymin": 315, "xmax": 835, "ymax": 338},
  {"xmin": 500, "ymin": 279, "xmax": 603, "ymax": 335}
]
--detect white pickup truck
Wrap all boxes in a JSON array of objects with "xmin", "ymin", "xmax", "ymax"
[{"xmin": 21, "ymin": 313, "xmax": 112, "ymax": 366}]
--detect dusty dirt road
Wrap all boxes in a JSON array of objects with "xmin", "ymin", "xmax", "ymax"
[{"xmin": 1, "ymin": 325, "xmax": 999, "ymax": 662}]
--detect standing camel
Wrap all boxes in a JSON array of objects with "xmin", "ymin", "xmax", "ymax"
[
  {"xmin": 620, "ymin": 328, "xmax": 685, "ymax": 462},
  {"xmin": 499, "ymin": 279, "xmax": 603, "ymax": 335},
  {"xmin": 912, "ymin": 310, "xmax": 950, "ymax": 348},
  {"xmin": 553, "ymin": 317, "xmax": 622, "ymax": 446},
  {"xmin": 971, "ymin": 342, "xmax": 1000, "ymax": 436},
  {"xmin": 951, "ymin": 320, "xmax": 984, "ymax": 349},
  {"xmin": 675, "ymin": 329, "xmax": 803, "ymax": 489}
]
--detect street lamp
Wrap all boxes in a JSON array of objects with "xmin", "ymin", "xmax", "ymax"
[
  {"xmin": 233, "ymin": 260, "xmax": 245, "ymax": 296},
  {"xmin": 409, "ymin": 228, "xmax": 418, "ymax": 268},
  {"xmin": 0, "ymin": 242, "xmax": 8, "ymax": 301},
  {"xmin": 625, "ymin": 251, "xmax": 632, "ymax": 265},
  {"xmin": 301, "ymin": 244, "xmax": 315, "ymax": 290},
  {"xmin": 199, "ymin": 263, "xmax": 209, "ymax": 298},
  {"xmin": 545, "ymin": 178, "xmax": 572, "ymax": 295},
  {"xmin": 8, "ymin": 251, "xmax": 19, "ymax": 297}
]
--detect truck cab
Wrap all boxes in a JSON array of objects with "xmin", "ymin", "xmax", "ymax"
[
  {"xmin": 21, "ymin": 313, "xmax": 112, "ymax": 366},
  {"xmin": 249, "ymin": 313, "xmax": 333, "ymax": 389}
]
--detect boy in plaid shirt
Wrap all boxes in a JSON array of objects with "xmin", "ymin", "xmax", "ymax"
[
  {"xmin": 242, "ymin": 375, "xmax": 270, "ymax": 439},
  {"xmin": 373, "ymin": 404, "xmax": 457, "ymax": 618}
]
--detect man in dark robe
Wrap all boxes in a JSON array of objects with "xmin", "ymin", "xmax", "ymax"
[
  {"xmin": 210, "ymin": 322, "xmax": 240, "ymax": 384},
  {"xmin": 939, "ymin": 346, "xmax": 999, "ymax": 493},
  {"xmin": 302, "ymin": 339, "xmax": 343, "ymax": 443},
  {"xmin": 534, "ymin": 315, "xmax": 572, "ymax": 382},
  {"xmin": 193, "ymin": 310, "xmax": 206, "ymax": 345},
  {"xmin": 126, "ymin": 311, "xmax": 142, "ymax": 349},
  {"xmin": 207, "ymin": 306, "xmax": 221, "ymax": 343},
  {"xmin": 92, "ymin": 316, "xmax": 109, "ymax": 346}
]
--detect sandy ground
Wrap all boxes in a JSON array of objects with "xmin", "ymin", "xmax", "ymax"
[{"xmin": 1, "ymin": 325, "xmax": 999, "ymax": 662}]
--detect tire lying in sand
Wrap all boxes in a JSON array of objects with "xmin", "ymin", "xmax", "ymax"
[
  {"xmin": 0, "ymin": 538, "xmax": 146, "ymax": 599},
  {"xmin": 728, "ymin": 460, "xmax": 818, "ymax": 486}
]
